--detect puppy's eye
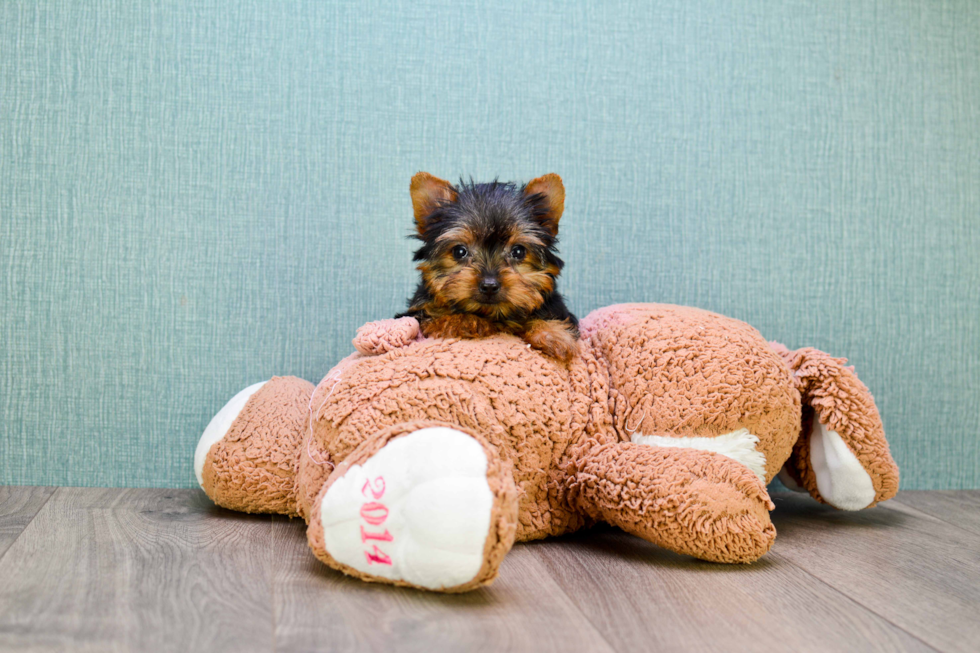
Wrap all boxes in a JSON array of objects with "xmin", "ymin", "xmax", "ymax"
[
  {"xmin": 452, "ymin": 245, "xmax": 468, "ymax": 261},
  {"xmin": 510, "ymin": 245, "xmax": 527, "ymax": 261}
]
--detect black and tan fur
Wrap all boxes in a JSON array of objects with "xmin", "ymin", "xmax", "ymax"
[{"xmin": 397, "ymin": 172, "xmax": 579, "ymax": 363}]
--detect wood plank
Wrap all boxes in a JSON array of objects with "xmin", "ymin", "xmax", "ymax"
[
  {"xmin": 770, "ymin": 492, "xmax": 980, "ymax": 653},
  {"xmin": 0, "ymin": 488, "xmax": 275, "ymax": 653},
  {"xmin": 270, "ymin": 516, "xmax": 615, "ymax": 653},
  {"xmin": 530, "ymin": 525, "xmax": 931, "ymax": 653},
  {"xmin": 0, "ymin": 486, "xmax": 55, "ymax": 558},
  {"xmin": 3, "ymin": 487, "xmax": 976, "ymax": 652},
  {"xmin": 891, "ymin": 490, "xmax": 980, "ymax": 536}
]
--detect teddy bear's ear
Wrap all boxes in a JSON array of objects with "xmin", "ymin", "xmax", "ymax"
[
  {"xmin": 523, "ymin": 173, "xmax": 565, "ymax": 236},
  {"xmin": 410, "ymin": 172, "xmax": 456, "ymax": 235}
]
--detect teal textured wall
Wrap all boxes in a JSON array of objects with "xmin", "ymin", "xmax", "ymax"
[{"xmin": 1, "ymin": 1, "xmax": 978, "ymax": 490}]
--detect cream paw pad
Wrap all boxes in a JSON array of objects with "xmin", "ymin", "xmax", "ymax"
[{"xmin": 312, "ymin": 426, "xmax": 519, "ymax": 592}]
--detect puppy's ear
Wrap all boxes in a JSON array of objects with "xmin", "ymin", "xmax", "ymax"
[
  {"xmin": 523, "ymin": 173, "xmax": 565, "ymax": 236},
  {"xmin": 410, "ymin": 172, "xmax": 456, "ymax": 235}
]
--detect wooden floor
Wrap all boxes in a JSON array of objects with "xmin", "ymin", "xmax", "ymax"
[{"xmin": 0, "ymin": 488, "xmax": 978, "ymax": 652}]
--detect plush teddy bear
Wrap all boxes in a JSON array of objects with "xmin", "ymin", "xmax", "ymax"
[{"xmin": 194, "ymin": 303, "xmax": 898, "ymax": 592}]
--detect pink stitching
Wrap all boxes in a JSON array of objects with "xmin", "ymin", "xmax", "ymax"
[
  {"xmin": 364, "ymin": 545, "xmax": 393, "ymax": 566},
  {"xmin": 361, "ymin": 526, "xmax": 394, "ymax": 543},
  {"xmin": 361, "ymin": 477, "xmax": 385, "ymax": 499},
  {"xmin": 359, "ymin": 475, "xmax": 393, "ymax": 564},
  {"xmin": 360, "ymin": 502, "xmax": 389, "ymax": 526}
]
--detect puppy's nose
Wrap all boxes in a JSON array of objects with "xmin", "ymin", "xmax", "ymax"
[{"xmin": 479, "ymin": 277, "xmax": 501, "ymax": 295}]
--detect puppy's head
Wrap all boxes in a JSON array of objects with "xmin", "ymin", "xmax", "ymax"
[{"xmin": 410, "ymin": 173, "xmax": 566, "ymax": 321}]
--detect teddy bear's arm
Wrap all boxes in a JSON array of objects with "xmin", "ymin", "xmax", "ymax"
[
  {"xmin": 570, "ymin": 442, "xmax": 776, "ymax": 563},
  {"xmin": 772, "ymin": 344, "xmax": 899, "ymax": 511},
  {"xmin": 353, "ymin": 317, "xmax": 422, "ymax": 355}
]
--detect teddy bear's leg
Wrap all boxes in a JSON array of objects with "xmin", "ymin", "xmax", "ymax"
[
  {"xmin": 195, "ymin": 376, "xmax": 314, "ymax": 516},
  {"xmin": 571, "ymin": 442, "xmax": 776, "ymax": 563},
  {"xmin": 770, "ymin": 344, "xmax": 900, "ymax": 510},
  {"xmin": 307, "ymin": 421, "xmax": 519, "ymax": 592}
]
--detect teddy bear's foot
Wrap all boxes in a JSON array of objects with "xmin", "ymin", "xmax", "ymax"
[
  {"xmin": 307, "ymin": 423, "xmax": 518, "ymax": 592},
  {"xmin": 195, "ymin": 381, "xmax": 268, "ymax": 486},
  {"xmin": 779, "ymin": 418, "xmax": 877, "ymax": 510},
  {"xmin": 196, "ymin": 376, "xmax": 314, "ymax": 516},
  {"xmin": 770, "ymin": 343, "xmax": 899, "ymax": 510},
  {"xmin": 572, "ymin": 442, "xmax": 776, "ymax": 563}
]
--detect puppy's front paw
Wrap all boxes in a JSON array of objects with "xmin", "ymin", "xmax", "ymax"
[{"xmin": 522, "ymin": 319, "xmax": 580, "ymax": 364}]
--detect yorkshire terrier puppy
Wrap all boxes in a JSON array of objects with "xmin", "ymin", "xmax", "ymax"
[{"xmin": 397, "ymin": 172, "xmax": 579, "ymax": 363}]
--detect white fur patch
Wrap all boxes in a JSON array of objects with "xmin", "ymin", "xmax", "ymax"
[
  {"xmin": 809, "ymin": 420, "xmax": 876, "ymax": 510},
  {"xmin": 194, "ymin": 381, "xmax": 267, "ymax": 487},
  {"xmin": 320, "ymin": 427, "xmax": 493, "ymax": 590},
  {"xmin": 631, "ymin": 428, "xmax": 768, "ymax": 481}
]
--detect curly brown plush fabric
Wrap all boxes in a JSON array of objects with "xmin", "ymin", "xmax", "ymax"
[
  {"xmin": 303, "ymin": 335, "xmax": 585, "ymax": 540},
  {"xmin": 202, "ymin": 376, "xmax": 313, "ymax": 516},
  {"xmin": 198, "ymin": 303, "xmax": 899, "ymax": 592},
  {"xmin": 570, "ymin": 442, "xmax": 776, "ymax": 563},
  {"xmin": 353, "ymin": 317, "xmax": 422, "ymax": 355},
  {"xmin": 581, "ymin": 304, "xmax": 800, "ymax": 482},
  {"xmin": 770, "ymin": 343, "xmax": 899, "ymax": 507}
]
